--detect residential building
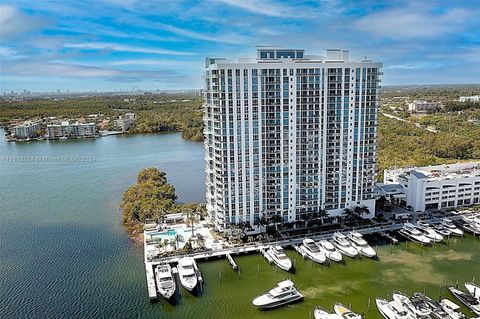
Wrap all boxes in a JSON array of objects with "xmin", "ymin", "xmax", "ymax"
[
  {"xmin": 114, "ymin": 113, "xmax": 136, "ymax": 132},
  {"xmin": 47, "ymin": 121, "xmax": 96, "ymax": 139},
  {"xmin": 12, "ymin": 121, "xmax": 41, "ymax": 138},
  {"xmin": 459, "ymin": 95, "xmax": 480, "ymax": 102},
  {"xmin": 204, "ymin": 47, "xmax": 382, "ymax": 232},
  {"xmin": 383, "ymin": 162, "xmax": 480, "ymax": 212},
  {"xmin": 407, "ymin": 100, "xmax": 441, "ymax": 114}
]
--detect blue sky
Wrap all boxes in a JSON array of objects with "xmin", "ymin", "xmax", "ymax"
[{"xmin": 0, "ymin": 0, "xmax": 479, "ymax": 92}]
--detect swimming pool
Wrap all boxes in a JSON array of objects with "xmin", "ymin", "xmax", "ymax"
[{"xmin": 147, "ymin": 227, "xmax": 189, "ymax": 243}]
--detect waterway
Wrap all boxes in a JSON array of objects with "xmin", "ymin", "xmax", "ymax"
[{"xmin": 0, "ymin": 129, "xmax": 478, "ymax": 319}]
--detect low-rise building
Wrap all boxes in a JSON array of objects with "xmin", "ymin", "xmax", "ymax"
[
  {"xmin": 114, "ymin": 113, "xmax": 136, "ymax": 132},
  {"xmin": 459, "ymin": 96, "xmax": 480, "ymax": 102},
  {"xmin": 47, "ymin": 121, "xmax": 96, "ymax": 139},
  {"xmin": 12, "ymin": 121, "xmax": 42, "ymax": 138},
  {"xmin": 383, "ymin": 162, "xmax": 480, "ymax": 212},
  {"xmin": 407, "ymin": 100, "xmax": 441, "ymax": 114}
]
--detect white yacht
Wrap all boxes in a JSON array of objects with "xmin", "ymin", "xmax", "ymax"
[
  {"xmin": 433, "ymin": 224, "xmax": 451, "ymax": 237},
  {"xmin": 398, "ymin": 223, "xmax": 431, "ymax": 245},
  {"xmin": 264, "ymin": 245, "xmax": 293, "ymax": 272},
  {"xmin": 439, "ymin": 299, "xmax": 466, "ymax": 319},
  {"xmin": 393, "ymin": 292, "xmax": 431, "ymax": 318},
  {"xmin": 298, "ymin": 239, "xmax": 327, "ymax": 264},
  {"xmin": 332, "ymin": 232, "xmax": 359, "ymax": 258},
  {"xmin": 334, "ymin": 303, "xmax": 363, "ymax": 319},
  {"xmin": 177, "ymin": 257, "xmax": 200, "ymax": 292},
  {"xmin": 461, "ymin": 221, "xmax": 480, "ymax": 235},
  {"xmin": 415, "ymin": 222, "xmax": 444, "ymax": 243},
  {"xmin": 376, "ymin": 298, "xmax": 413, "ymax": 319},
  {"xmin": 441, "ymin": 219, "xmax": 464, "ymax": 237},
  {"xmin": 347, "ymin": 231, "xmax": 376, "ymax": 258},
  {"xmin": 252, "ymin": 279, "xmax": 303, "ymax": 309},
  {"xmin": 411, "ymin": 293, "xmax": 450, "ymax": 319},
  {"xmin": 448, "ymin": 286, "xmax": 480, "ymax": 315},
  {"xmin": 155, "ymin": 263, "xmax": 176, "ymax": 300},
  {"xmin": 465, "ymin": 282, "xmax": 480, "ymax": 300},
  {"xmin": 318, "ymin": 240, "xmax": 343, "ymax": 262},
  {"xmin": 314, "ymin": 306, "xmax": 340, "ymax": 319}
]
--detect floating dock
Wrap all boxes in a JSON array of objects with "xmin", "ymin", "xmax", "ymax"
[
  {"xmin": 226, "ymin": 253, "xmax": 238, "ymax": 270},
  {"xmin": 145, "ymin": 262, "xmax": 157, "ymax": 301}
]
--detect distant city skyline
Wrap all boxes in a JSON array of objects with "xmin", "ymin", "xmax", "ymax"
[{"xmin": 1, "ymin": 0, "xmax": 479, "ymax": 92}]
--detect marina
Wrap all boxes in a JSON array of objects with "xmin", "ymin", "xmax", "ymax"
[{"xmin": 144, "ymin": 210, "xmax": 480, "ymax": 319}]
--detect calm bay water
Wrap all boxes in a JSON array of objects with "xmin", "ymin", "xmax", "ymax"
[{"xmin": 0, "ymin": 128, "xmax": 478, "ymax": 319}]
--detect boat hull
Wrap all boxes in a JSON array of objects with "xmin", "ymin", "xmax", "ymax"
[
  {"xmin": 253, "ymin": 294, "xmax": 303, "ymax": 309},
  {"xmin": 398, "ymin": 229, "xmax": 431, "ymax": 245}
]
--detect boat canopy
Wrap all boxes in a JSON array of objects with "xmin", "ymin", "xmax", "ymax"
[
  {"xmin": 277, "ymin": 279, "xmax": 294, "ymax": 289},
  {"xmin": 441, "ymin": 299, "xmax": 460, "ymax": 310}
]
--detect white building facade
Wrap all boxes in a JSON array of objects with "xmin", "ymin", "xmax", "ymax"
[
  {"xmin": 115, "ymin": 113, "xmax": 136, "ymax": 132},
  {"xmin": 13, "ymin": 121, "xmax": 41, "ymax": 138},
  {"xmin": 384, "ymin": 162, "xmax": 480, "ymax": 212},
  {"xmin": 459, "ymin": 96, "xmax": 480, "ymax": 102},
  {"xmin": 407, "ymin": 100, "xmax": 441, "ymax": 114},
  {"xmin": 47, "ymin": 122, "xmax": 96, "ymax": 139},
  {"xmin": 204, "ymin": 47, "xmax": 382, "ymax": 231}
]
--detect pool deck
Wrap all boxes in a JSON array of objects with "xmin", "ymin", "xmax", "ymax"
[{"xmin": 143, "ymin": 211, "xmax": 477, "ymax": 300}]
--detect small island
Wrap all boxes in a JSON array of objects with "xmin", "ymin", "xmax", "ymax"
[{"xmin": 121, "ymin": 167, "xmax": 205, "ymax": 244}]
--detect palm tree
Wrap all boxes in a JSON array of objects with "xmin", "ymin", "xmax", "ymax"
[
  {"xmin": 185, "ymin": 210, "xmax": 197, "ymax": 237},
  {"xmin": 318, "ymin": 209, "xmax": 329, "ymax": 224},
  {"xmin": 169, "ymin": 238, "xmax": 176, "ymax": 251},
  {"xmin": 259, "ymin": 214, "xmax": 268, "ymax": 231},
  {"xmin": 342, "ymin": 208, "xmax": 354, "ymax": 221},
  {"xmin": 174, "ymin": 233, "xmax": 183, "ymax": 250},
  {"xmin": 162, "ymin": 238, "xmax": 169, "ymax": 252},
  {"xmin": 360, "ymin": 205, "xmax": 370, "ymax": 217},
  {"xmin": 271, "ymin": 213, "xmax": 283, "ymax": 231},
  {"xmin": 353, "ymin": 206, "xmax": 363, "ymax": 220}
]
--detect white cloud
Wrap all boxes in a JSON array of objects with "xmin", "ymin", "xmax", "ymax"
[
  {"xmin": 355, "ymin": 6, "xmax": 472, "ymax": 39},
  {"xmin": 0, "ymin": 5, "xmax": 49, "ymax": 39},
  {"xmin": 107, "ymin": 59, "xmax": 201, "ymax": 68},
  {"xmin": 2, "ymin": 60, "xmax": 188, "ymax": 83},
  {"xmin": 212, "ymin": 0, "xmax": 299, "ymax": 18},
  {"xmin": 151, "ymin": 22, "xmax": 250, "ymax": 45},
  {"xmin": 63, "ymin": 42, "xmax": 194, "ymax": 56}
]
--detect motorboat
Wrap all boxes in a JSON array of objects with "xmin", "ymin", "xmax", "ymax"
[
  {"xmin": 460, "ymin": 222, "xmax": 480, "ymax": 236},
  {"xmin": 314, "ymin": 306, "xmax": 339, "ymax": 319},
  {"xmin": 298, "ymin": 239, "xmax": 327, "ymax": 264},
  {"xmin": 433, "ymin": 224, "xmax": 451, "ymax": 237},
  {"xmin": 252, "ymin": 279, "xmax": 303, "ymax": 309},
  {"xmin": 411, "ymin": 293, "xmax": 450, "ymax": 319},
  {"xmin": 347, "ymin": 231, "xmax": 377, "ymax": 258},
  {"xmin": 441, "ymin": 219, "xmax": 464, "ymax": 237},
  {"xmin": 264, "ymin": 245, "xmax": 293, "ymax": 272},
  {"xmin": 334, "ymin": 303, "xmax": 363, "ymax": 319},
  {"xmin": 375, "ymin": 298, "xmax": 412, "ymax": 319},
  {"xmin": 398, "ymin": 223, "xmax": 431, "ymax": 245},
  {"xmin": 448, "ymin": 286, "xmax": 480, "ymax": 315},
  {"xmin": 393, "ymin": 292, "xmax": 432, "ymax": 318},
  {"xmin": 415, "ymin": 222, "xmax": 444, "ymax": 243},
  {"xmin": 155, "ymin": 263, "xmax": 176, "ymax": 300},
  {"xmin": 465, "ymin": 282, "xmax": 480, "ymax": 300},
  {"xmin": 332, "ymin": 232, "xmax": 359, "ymax": 258},
  {"xmin": 318, "ymin": 240, "xmax": 343, "ymax": 262},
  {"xmin": 439, "ymin": 299, "xmax": 466, "ymax": 319},
  {"xmin": 177, "ymin": 257, "xmax": 200, "ymax": 292}
]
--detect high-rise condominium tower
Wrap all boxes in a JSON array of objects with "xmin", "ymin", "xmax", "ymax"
[{"xmin": 204, "ymin": 47, "xmax": 382, "ymax": 232}]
